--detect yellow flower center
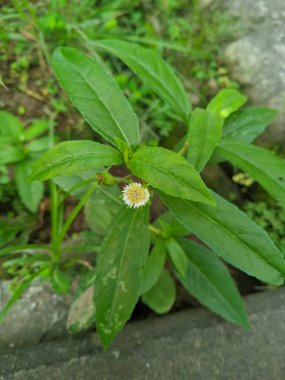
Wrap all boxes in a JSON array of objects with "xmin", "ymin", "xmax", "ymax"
[{"xmin": 126, "ymin": 185, "xmax": 146, "ymax": 204}]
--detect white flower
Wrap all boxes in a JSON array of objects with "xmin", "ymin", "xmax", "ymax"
[{"xmin": 122, "ymin": 182, "xmax": 150, "ymax": 208}]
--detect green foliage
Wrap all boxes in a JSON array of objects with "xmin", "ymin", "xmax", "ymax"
[
  {"xmin": 207, "ymin": 89, "xmax": 247, "ymax": 118},
  {"xmin": 165, "ymin": 237, "xmax": 188, "ymax": 278},
  {"xmin": 140, "ymin": 239, "xmax": 167, "ymax": 295},
  {"xmin": 1, "ymin": 36, "xmax": 285, "ymax": 351},
  {"xmin": 244, "ymin": 201, "xmax": 285, "ymax": 256},
  {"xmin": 127, "ymin": 146, "xmax": 215, "ymax": 204},
  {"xmin": 52, "ymin": 47, "xmax": 140, "ymax": 146},
  {"xmin": 15, "ymin": 159, "xmax": 44, "ymax": 213},
  {"xmin": 0, "ymin": 111, "xmax": 48, "ymax": 212},
  {"xmin": 92, "ymin": 39, "xmax": 191, "ymax": 122},
  {"xmin": 85, "ymin": 185, "xmax": 122, "ymax": 238},
  {"xmin": 178, "ymin": 238, "xmax": 249, "ymax": 327},
  {"xmin": 142, "ymin": 270, "xmax": 176, "ymax": 314},
  {"xmin": 159, "ymin": 191, "xmax": 285, "ymax": 285},
  {"xmin": 30, "ymin": 140, "xmax": 123, "ymax": 180},
  {"xmin": 187, "ymin": 108, "xmax": 223, "ymax": 172},
  {"xmin": 94, "ymin": 206, "xmax": 150, "ymax": 349},
  {"xmin": 223, "ymin": 107, "xmax": 278, "ymax": 143},
  {"xmin": 217, "ymin": 140, "xmax": 285, "ymax": 207}
]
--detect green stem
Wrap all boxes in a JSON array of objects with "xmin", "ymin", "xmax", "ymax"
[
  {"xmin": 50, "ymin": 181, "xmax": 58, "ymax": 256},
  {"xmin": 56, "ymin": 182, "xmax": 98, "ymax": 256},
  {"xmin": 58, "ymin": 177, "xmax": 97, "ymax": 206},
  {"xmin": 48, "ymin": 112, "xmax": 59, "ymax": 259},
  {"xmin": 177, "ymin": 142, "xmax": 189, "ymax": 156},
  {"xmin": 116, "ymin": 174, "xmax": 132, "ymax": 183},
  {"xmin": 148, "ymin": 224, "xmax": 161, "ymax": 236}
]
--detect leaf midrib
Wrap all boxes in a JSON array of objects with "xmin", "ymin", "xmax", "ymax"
[
  {"xmin": 130, "ymin": 154, "xmax": 210, "ymax": 200},
  {"xmin": 97, "ymin": 43, "xmax": 189, "ymax": 120},
  {"xmin": 184, "ymin": 198, "xmax": 284, "ymax": 275},
  {"xmin": 106, "ymin": 209, "xmax": 140, "ymax": 332},
  {"xmin": 38, "ymin": 152, "xmax": 121, "ymax": 175},
  {"xmin": 59, "ymin": 52, "xmax": 131, "ymax": 145}
]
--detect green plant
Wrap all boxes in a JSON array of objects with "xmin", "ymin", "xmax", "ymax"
[
  {"xmin": 1, "ymin": 0, "xmax": 237, "ymax": 145},
  {"xmin": 244, "ymin": 201, "xmax": 285, "ymax": 256},
  {"xmin": 1, "ymin": 41, "xmax": 285, "ymax": 350},
  {"xmin": 0, "ymin": 111, "xmax": 50, "ymax": 212}
]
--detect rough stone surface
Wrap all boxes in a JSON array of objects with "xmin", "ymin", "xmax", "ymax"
[
  {"xmin": 1, "ymin": 289, "xmax": 285, "ymax": 380},
  {"xmin": 0, "ymin": 281, "xmax": 71, "ymax": 349},
  {"xmin": 218, "ymin": 0, "xmax": 285, "ymax": 146}
]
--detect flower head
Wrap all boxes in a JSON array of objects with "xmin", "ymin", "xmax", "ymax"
[{"xmin": 122, "ymin": 182, "xmax": 150, "ymax": 208}]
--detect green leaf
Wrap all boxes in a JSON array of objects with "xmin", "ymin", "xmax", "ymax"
[
  {"xmin": 113, "ymin": 137, "xmax": 132, "ymax": 163},
  {"xmin": 27, "ymin": 137, "xmax": 50, "ymax": 152},
  {"xmin": 3, "ymin": 254, "xmax": 50, "ymax": 270},
  {"xmin": 0, "ymin": 272, "xmax": 39, "ymax": 323},
  {"xmin": 178, "ymin": 238, "xmax": 249, "ymax": 327},
  {"xmin": 52, "ymin": 47, "xmax": 140, "ymax": 146},
  {"xmin": 15, "ymin": 159, "xmax": 44, "ymax": 213},
  {"xmin": 159, "ymin": 191, "xmax": 285, "ymax": 285},
  {"xmin": 156, "ymin": 211, "xmax": 188, "ymax": 238},
  {"xmin": 0, "ymin": 111, "xmax": 23, "ymax": 141},
  {"xmin": 0, "ymin": 145, "xmax": 24, "ymax": 165},
  {"xmin": 30, "ymin": 140, "xmax": 123, "ymax": 181},
  {"xmin": 51, "ymin": 269, "xmax": 71, "ymax": 294},
  {"xmin": 22, "ymin": 119, "xmax": 49, "ymax": 141},
  {"xmin": 85, "ymin": 185, "xmax": 122, "ymax": 236},
  {"xmin": 54, "ymin": 169, "xmax": 99, "ymax": 199},
  {"xmin": 0, "ymin": 244, "xmax": 49, "ymax": 257},
  {"xmin": 216, "ymin": 140, "xmax": 285, "ymax": 207},
  {"xmin": 140, "ymin": 239, "xmax": 166, "ymax": 295},
  {"xmin": 94, "ymin": 205, "xmax": 150, "ymax": 349},
  {"xmin": 165, "ymin": 237, "xmax": 188, "ymax": 278},
  {"xmin": 223, "ymin": 107, "xmax": 278, "ymax": 143},
  {"xmin": 187, "ymin": 108, "xmax": 223, "ymax": 172},
  {"xmin": 207, "ymin": 89, "xmax": 247, "ymax": 118},
  {"xmin": 142, "ymin": 270, "xmax": 176, "ymax": 314},
  {"xmin": 92, "ymin": 39, "xmax": 191, "ymax": 122},
  {"xmin": 127, "ymin": 147, "xmax": 215, "ymax": 205}
]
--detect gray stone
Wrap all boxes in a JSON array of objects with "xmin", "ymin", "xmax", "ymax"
[
  {"xmin": 0, "ymin": 281, "xmax": 71, "ymax": 348},
  {"xmin": 1, "ymin": 288, "xmax": 285, "ymax": 380},
  {"xmin": 218, "ymin": 0, "xmax": 285, "ymax": 146}
]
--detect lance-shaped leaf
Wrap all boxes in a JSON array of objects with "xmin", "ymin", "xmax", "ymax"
[
  {"xmin": 223, "ymin": 107, "xmax": 278, "ymax": 143},
  {"xmin": 22, "ymin": 119, "xmax": 49, "ymax": 141},
  {"xmin": 0, "ymin": 111, "xmax": 23, "ymax": 142},
  {"xmin": 127, "ymin": 147, "xmax": 215, "ymax": 205},
  {"xmin": 30, "ymin": 140, "xmax": 123, "ymax": 180},
  {"xmin": 159, "ymin": 191, "xmax": 285, "ymax": 285},
  {"xmin": 140, "ymin": 239, "xmax": 166, "ymax": 295},
  {"xmin": 178, "ymin": 238, "xmax": 249, "ymax": 327},
  {"xmin": 15, "ymin": 159, "xmax": 44, "ymax": 213},
  {"xmin": 142, "ymin": 270, "xmax": 176, "ymax": 314},
  {"xmin": 0, "ymin": 145, "xmax": 24, "ymax": 165},
  {"xmin": 216, "ymin": 139, "xmax": 285, "ymax": 207},
  {"xmin": 92, "ymin": 39, "xmax": 191, "ymax": 122},
  {"xmin": 94, "ymin": 206, "xmax": 150, "ymax": 348},
  {"xmin": 207, "ymin": 89, "xmax": 247, "ymax": 118},
  {"xmin": 52, "ymin": 47, "xmax": 140, "ymax": 146},
  {"xmin": 187, "ymin": 108, "xmax": 223, "ymax": 172},
  {"xmin": 165, "ymin": 237, "xmax": 188, "ymax": 278}
]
